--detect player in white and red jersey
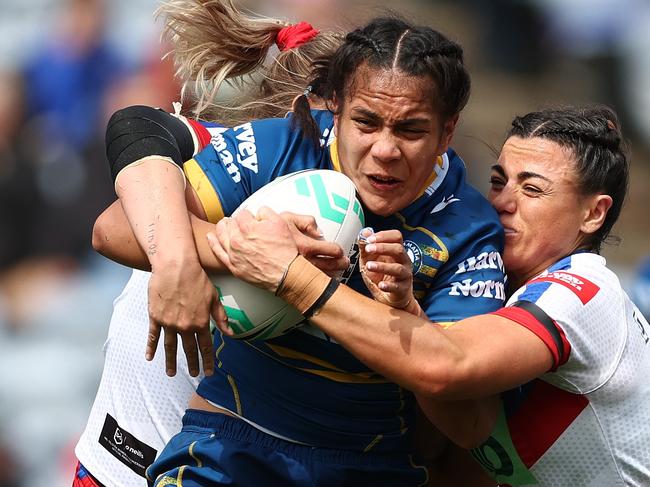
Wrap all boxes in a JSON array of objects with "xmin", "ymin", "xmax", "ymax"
[
  {"xmin": 73, "ymin": 2, "xmax": 347, "ymax": 485},
  {"xmin": 205, "ymin": 105, "xmax": 650, "ymax": 486},
  {"xmin": 475, "ymin": 251, "xmax": 650, "ymax": 486}
]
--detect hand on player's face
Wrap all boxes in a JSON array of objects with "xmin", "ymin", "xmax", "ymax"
[
  {"xmin": 359, "ymin": 228, "xmax": 415, "ymax": 309},
  {"xmin": 207, "ymin": 207, "xmax": 299, "ymax": 293},
  {"xmin": 279, "ymin": 212, "xmax": 349, "ymax": 276}
]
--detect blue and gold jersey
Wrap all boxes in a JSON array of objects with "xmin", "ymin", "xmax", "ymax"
[{"xmin": 185, "ymin": 110, "xmax": 505, "ymax": 453}]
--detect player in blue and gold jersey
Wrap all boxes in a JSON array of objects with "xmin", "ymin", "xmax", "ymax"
[{"xmin": 101, "ymin": 14, "xmax": 503, "ymax": 487}]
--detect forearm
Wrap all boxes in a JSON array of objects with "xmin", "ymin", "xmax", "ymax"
[
  {"xmin": 276, "ymin": 256, "xmax": 553, "ymax": 399},
  {"xmin": 105, "ymin": 104, "xmax": 206, "ymax": 270},
  {"xmin": 416, "ymin": 394, "xmax": 500, "ymax": 449},
  {"xmin": 277, "ymin": 256, "xmax": 466, "ymax": 396},
  {"xmin": 93, "ymin": 200, "xmax": 227, "ymax": 273},
  {"xmin": 116, "ymin": 158, "xmax": 199, "ymax": 269}
]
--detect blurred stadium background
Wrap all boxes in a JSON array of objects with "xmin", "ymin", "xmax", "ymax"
[{"xmin": 0, "ymin": 0, "xmax": 648, "ymax": 484}]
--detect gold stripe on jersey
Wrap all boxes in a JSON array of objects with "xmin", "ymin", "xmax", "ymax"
[
  {"xmin": 329, "ymin": 139, "xmax": 342, "ymax": 172},
  {"xmin": 215, "ymin": 338, "xmax": 226, "ymax": 368},
  {"xmin": 226, "ymin": 374, "xmax": 243, "ymax": 415},
  {"xmin": 296, "ymin": 367, "xmax": 389, "ymax": 384},
  {"xmin": 394, "ymin": 212, "xmax": 449, "ymax": 265},
  {"xmin": 266, "ymin": 343, "xmax": 388, "ymax": 384},
  {"xmin": 183, "ymin": 158, "xmax": 225, "ymax": 223},
  {"xmin": 417, "ymin": 155, "xmax": 444, "ymax": 198},
  {"xmin": 363, "ymin": 434, "xmax": 384, "ymax": 452}
]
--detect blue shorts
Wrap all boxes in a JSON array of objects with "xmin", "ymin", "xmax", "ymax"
[{"xmin": 146, "ymin": 410, "xmax": 428, "ymax": 487}]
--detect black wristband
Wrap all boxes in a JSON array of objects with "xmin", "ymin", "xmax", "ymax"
[{"xmin": 303, "ymin": 278, "xmax": 340, "ymax": 319}]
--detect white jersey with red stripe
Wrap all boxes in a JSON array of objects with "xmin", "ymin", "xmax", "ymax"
[{"xmin": 472, "ymin": 252, "xmax": 650, "ymax": 486}]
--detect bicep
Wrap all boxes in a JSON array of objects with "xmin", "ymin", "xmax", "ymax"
[{"xmin": 442, "ymin": 314, "xmax": 554, "ymax": 398}]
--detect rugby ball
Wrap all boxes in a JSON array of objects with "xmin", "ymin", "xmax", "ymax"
[{"xmin": 211, "ymin": 169, "xmax": 364, "ymax": 340}]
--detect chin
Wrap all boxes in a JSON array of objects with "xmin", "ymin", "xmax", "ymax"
[
  {"xmin": 357, "ymin": 193, "xmax": 393, "ymax": 216},
  {"xmin": 365, "ymin": 202, "xmax": 396, "ymax": 217}
]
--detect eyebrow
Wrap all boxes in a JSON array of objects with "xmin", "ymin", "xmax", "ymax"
[
  {"xmin": 490, "ymin": 164, "xmax": 553, "ymax": 183},
  {"xmin": 351, "ymin": 107, "xmax": 430, "ymax": 126}
]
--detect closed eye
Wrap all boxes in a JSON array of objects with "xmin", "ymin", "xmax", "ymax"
[
  {"xmin": 489, "ymin": 176, "xmax": 505, "ymax": 189},
  {"xmin": 523, "ymin": 185, "xmax": 543, "ymax": 194}
]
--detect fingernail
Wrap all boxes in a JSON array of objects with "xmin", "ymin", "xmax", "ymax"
[
  {"xmin": 366, "ymin": 235, "xmax": 376, "ymax": 244},
  {"xmin": 367, "ymin": 261, "xmax": 377, "ymax": 270},
  {"xmin": 365, "ymin": 244, "xmax": 377, "ymax": 253},
  {"xmin": 358, "ymin": 227, "xmax": 374, "ymax": 243},
  {"xmin": 206, "ymin": 233, "xmax": 215, "ymax": 244}
]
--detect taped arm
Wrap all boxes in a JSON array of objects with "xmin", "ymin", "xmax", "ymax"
[{"xmin": 104, "ymin": 104, "xmax": 220, "ymax": 377}]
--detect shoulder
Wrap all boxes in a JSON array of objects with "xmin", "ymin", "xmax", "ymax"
[{"xmin": 512, "ymin": 253, "xmax": 621, "ymax": 311}]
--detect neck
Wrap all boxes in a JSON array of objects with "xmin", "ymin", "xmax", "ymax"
[{"xmin": 507, "ymin": 244, "xmax": 593, "ymax": 293}]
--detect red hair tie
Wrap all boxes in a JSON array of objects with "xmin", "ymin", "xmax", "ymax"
[{"xmin": 276, "ymin": 21, "xmax": 319, "ymax": 51}]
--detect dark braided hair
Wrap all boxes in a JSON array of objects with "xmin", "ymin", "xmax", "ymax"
[
  {"xmin": 292, "ymin": 16, "xmax": 471, "ymax": 143},
  {"xmin": 507, "ymin": 105, "xmax": 629, "ymax": 252}
]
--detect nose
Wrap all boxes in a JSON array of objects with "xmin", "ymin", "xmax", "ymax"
[
  {"xmin": 490, "ymin": 186, "xmax": 517, "ymax": 214},
  {"xmin": 370, "ymin": 130, "xmax": 401, "ymax": 163}
]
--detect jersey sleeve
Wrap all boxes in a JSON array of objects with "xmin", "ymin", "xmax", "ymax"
[
  {"xmin": 183, "ymin": 111, "xmax": 334, "ymax": 222},
  {"xmin": 495, "ymin": 266, "xmax": 627, "ymax": 391}
]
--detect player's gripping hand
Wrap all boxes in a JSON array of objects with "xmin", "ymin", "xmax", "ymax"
[
  {"xmin": 359, "ymin": 228, "xmax": 424, "ymax": 317},
  {"xmin": 207, "ymin": 208, "xmax": 299, "ymax": 294},
  {"xmin": 279, "ymin": 212, "xmax": 349, "ymax": 276},
  {"xmin": 147, "ymin": 260, "xmax": 226, "ymax": 377}
]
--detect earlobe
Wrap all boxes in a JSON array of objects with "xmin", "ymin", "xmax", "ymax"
[
  {"xmin": 581, "ymin": 194, "xmax": 613, "ymax": 235},
  {"xmin": 330, "ymin": 97, "xmax": 340, "ymax": 136}
]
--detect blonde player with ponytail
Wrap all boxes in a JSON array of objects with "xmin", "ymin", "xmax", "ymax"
[{"xmin": 74, "ymin": 2, "xmax": 344, "ymax": 485}]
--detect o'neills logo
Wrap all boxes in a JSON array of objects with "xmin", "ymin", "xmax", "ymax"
[{"xmin": 530, "ymin": 271, "xmax": 599, "ymax": 304}]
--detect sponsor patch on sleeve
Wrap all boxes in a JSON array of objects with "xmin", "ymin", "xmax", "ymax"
[{"xmin": 528, "ymin": 271, "xmax": 599, "ymax": 305}]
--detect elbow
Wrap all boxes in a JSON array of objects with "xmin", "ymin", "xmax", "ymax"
[
  {"xmin": 410, "ymin": 358, "xmax": 467, "ymax": 399},
  {"xmin": 92, "ymin": 215, "xmax": 110, "ymax": 256}
]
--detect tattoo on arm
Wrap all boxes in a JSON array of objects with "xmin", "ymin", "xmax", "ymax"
[{"xmin": 147, "ymin": 222, "xmax": 157, "ymax": 256}]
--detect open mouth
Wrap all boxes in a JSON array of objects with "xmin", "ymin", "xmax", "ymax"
[{"xmin": 368, "ymin": 174, "xmax": 401, "ymax": 188}]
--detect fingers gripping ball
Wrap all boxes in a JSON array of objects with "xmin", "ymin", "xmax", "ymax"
[{"xmin": 211, "ymin": 169, "xmax": 364, "ymax": 340}]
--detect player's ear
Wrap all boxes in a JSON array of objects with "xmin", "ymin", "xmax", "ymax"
[
  {"xmin": 436, "ymin": 113, "xmax": 459, "ymax": 155},
  {"xmin": 330, "ymin": 96, "xmax": 340, "ymax": 135}
]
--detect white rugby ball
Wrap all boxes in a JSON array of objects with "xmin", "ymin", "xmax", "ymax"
[{"xmin": 211, "ymin": 169, "xmax": 364, "ymax": 340}]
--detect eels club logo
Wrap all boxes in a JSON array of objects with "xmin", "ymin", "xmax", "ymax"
[{"xmin": 404, "ymin": 240, "xmax": 423, "ymax": 273}]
